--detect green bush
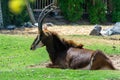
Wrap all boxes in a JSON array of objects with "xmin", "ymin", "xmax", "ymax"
[
  {"xmin": 1, "ymin": 0, "xmax": 29, "ymax": 27},
  {"xmin": 88, "ymin": 7, "xmax": 99, "ymax": 24},
  {"xmin": 87, "ymin": 0, "xmax": 106, "ymax": 24},
  {"xmin": 58, "ymin": 0, "xmax": 84, "ymax": 22},
  {"xmin": 112, "ymin": 0, "xmax": 120, "ymax": 22}
]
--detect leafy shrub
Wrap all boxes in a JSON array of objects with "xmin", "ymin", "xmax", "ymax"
[
  {"xmin": 112, "ymin": 0, "xmax": 120, "ymax": 22},
  {"xmin": 88, "ymin": 6, "xmax": 99, "ymax": 24},
  {"xmin": 87, "ymin": 0, "xmax": 106, "ymax": 24},
  {"xmin": 58, "ymin": 0, "xmax": 84, "ymax": 22}
]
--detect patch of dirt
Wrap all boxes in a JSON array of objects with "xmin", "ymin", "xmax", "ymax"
[
  {"xmin": 108, "ymin": 55, "xmax": 120, "ymax": 70},
  {"xmin": 0, "ymin": 25, "xmax": 113, "ymax": 35},
  {"xmin": 0, "ymin": 27, "xmax": 38, "ymax": 35},
  {"xmin": 27, "ymin": 62, "xmax": 49, "ymax": 68}
]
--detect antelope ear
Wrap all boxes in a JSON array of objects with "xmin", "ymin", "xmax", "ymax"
[{"xmin": 43, "ymin": 24, "xmax": 48, "ymax": 30}]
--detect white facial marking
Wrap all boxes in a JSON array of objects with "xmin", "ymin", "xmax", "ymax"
[
  {"xmin": 36, "ymin": 41, "xmax": 44, "ymax": 49},
  {"xmin": 34, "ymin": 36, "xmax": 40, "ymax": 45}
]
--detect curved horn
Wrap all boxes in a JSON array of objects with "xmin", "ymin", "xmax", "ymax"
[
  {"xmin": 38, "ymin": 3, "xmax": 54, "ymax": 32},
  {"xmin": 38, "ymin": 3, "xmax": 54, "ymax": 22},
  {"xmin": 39, "ymin": 9, "xmax": 54, "ymax": 28}
]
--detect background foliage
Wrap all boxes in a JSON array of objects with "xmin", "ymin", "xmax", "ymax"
[
  {"xmin": 1, "ymin": 0, "xmax": 29, "ymax": 27},
  {"xmin": 58, "ymin": 0, "xmax": 120, "ymax": 24},
  {"xmin": 87, "ymin": 0, "xmax": 106, "ymax": 24},
  {"xmin": 58, "ymin": 0, "xmax": 84, "ymax": 22},
  {"xmin": 1, "ymin": 0, "xmax": 120, "ymax": 27},
  {"xmin": 112, "ymin": 0, "xmax": 120, "ymax": 22}
]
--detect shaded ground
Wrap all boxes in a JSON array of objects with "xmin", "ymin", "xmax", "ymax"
[{"xmin": 0, "ymin": 25, "xmax": 120, "ymax": 70}]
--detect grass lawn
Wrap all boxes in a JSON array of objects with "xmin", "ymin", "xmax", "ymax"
[{"xmin": 0, "ymin": 34, "xmax": 120, "ymax": 80}]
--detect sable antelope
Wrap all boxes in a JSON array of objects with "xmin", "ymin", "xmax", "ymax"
[{"xmin": 30, "ymin": 3, "xmax": 115, "ymax": 70}]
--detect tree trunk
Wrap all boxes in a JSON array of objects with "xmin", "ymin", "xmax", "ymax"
[
  {"xmin": 25, "ymin": 0, "xmax": 36, "ymax": 24},
  {"xmin": 53, "ymin": 0, "xmax": 58, "ymax": 6},
  {"xmin": 92, "ymin": 0, "xmax": 95, "ymax": 6}
]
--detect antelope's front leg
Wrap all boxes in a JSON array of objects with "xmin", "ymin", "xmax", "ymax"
[{"xmin": 46, "ymin": 63, "xmax": 60, "ymax": 68}]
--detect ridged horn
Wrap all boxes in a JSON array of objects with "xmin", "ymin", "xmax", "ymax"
[{"xmin": 38, "ymin": 3, "xmax": 54, "ymax": 32}]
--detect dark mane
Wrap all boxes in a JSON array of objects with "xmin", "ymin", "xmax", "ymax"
[{"xmin": 50, "ymin": 31, "xmax": 83, "ymax": 51}]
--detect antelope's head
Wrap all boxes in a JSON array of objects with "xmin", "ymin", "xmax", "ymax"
[{"xmin": 30, "ymin": 3, "xmax": 55, "ymax": 50}]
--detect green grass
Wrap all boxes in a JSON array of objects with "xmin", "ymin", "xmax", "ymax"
[
  {"xmin": 0, "ymin": 34, "xmax": 120, "ymax": 80},
  {"xmin": 0, "ymin": 34, "xmax": 49, "ymax": 71},
  {"xmin": 0, "ymin": 69, "xmax": 120, "ymax": 80}
]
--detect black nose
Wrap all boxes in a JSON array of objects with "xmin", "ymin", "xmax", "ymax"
[{"xmin": 30, "ymin": 47, "xmax": 33, "ymax": 50}]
